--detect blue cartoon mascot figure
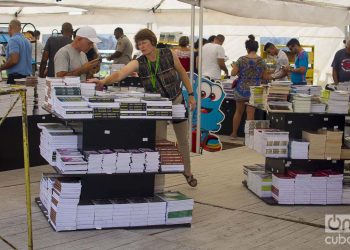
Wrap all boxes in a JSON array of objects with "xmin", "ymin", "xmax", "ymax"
[{"xmin": 183, "ymin": 73, "xmax": 226, "ymax": 152}]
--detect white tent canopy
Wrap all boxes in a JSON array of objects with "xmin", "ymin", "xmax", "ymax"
[{"xmin": 1, "ymin": 0, "xmax": 349, "ymax": 83}]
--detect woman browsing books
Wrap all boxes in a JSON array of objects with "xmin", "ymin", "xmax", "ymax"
[{"xmin": 87, "ymin": 28, "xmax": 197, "ymax": 187}]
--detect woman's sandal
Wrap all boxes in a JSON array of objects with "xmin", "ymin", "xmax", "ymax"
[{"xmin": 183, "ymin": 174, "xmax": 198, "ymax": 187}]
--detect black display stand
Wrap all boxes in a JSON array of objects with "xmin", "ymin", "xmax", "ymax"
[
  {"xmin": 0, "ymin": 114, "xmax": 59, "ymax": 171},
  {"xmin": 218, "ymin": 99, "xmax": 266, "ymax": 136},
  {"xmin": 244, "ymin": 108, "xmax": 349, "ymax": 206},
  {"xmin": 36, "ymin": 116, "xmax": 191, "ymax": 230}
]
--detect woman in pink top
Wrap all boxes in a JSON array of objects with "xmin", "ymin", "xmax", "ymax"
[{"xmin": 174, "ymin": 36, "xmax": 191, "ymax": 72}]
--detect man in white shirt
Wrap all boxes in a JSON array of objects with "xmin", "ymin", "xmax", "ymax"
[
  {"xmin": 201, "ymin": 34, "xmax": 228, "ymax": 80},
  {"xmin": 264, "ymin": 42, "xmax": 289, "ymax": 81}
]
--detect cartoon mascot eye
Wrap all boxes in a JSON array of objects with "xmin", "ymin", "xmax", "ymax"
[
  {"xmin": 200, "ymin": 82, "xmax": 211, "ymax": 99},
  {"xmin": 211, "ymin": 85, "xmax": 223, "ymax": 101}
]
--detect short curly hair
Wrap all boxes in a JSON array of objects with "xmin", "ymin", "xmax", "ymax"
[
  {"xmin": 134, "ymin": 29, "xmax": 157, "ymax": 50},
  {"xmin": 179, "ymin": 36, "xmax": 189, "ymax": 47}
]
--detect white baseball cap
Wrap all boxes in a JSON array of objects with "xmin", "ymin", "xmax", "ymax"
[{"xmin": 76, "ymin": 26, "xmax": 101, "ymax": 43}]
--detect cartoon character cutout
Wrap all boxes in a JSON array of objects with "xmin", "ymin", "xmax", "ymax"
[{"xmin": 183, "ymin": 73, "xmax": 226, "ymax": 152}]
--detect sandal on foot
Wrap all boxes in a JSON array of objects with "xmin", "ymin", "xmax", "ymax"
[{"xmin": 183, "ymin": 174, "xmax": 198, "ymax": 187}]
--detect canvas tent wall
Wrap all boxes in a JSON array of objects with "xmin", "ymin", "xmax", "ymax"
[{"xmin": 0, "ymin": 0, "xmax": 349, "ymax": 83}]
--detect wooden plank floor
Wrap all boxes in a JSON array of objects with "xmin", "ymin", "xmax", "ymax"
[{"xmin": 0, "ymin": 131, "xmax": 349, "ymax": 249}]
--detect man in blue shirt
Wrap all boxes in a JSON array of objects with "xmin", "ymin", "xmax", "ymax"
[
  {"xmin": 0, "ymin": 19, "xmax": 32, "ymax": 84},
  {"xmin": 285, "ymin": 38, "xmax": 308, "ymax": 85}
]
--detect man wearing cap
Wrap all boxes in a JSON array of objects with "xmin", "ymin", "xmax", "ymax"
[{"xmin": 54, "ymin": 26, "xmax": 101, "ymax": 81}]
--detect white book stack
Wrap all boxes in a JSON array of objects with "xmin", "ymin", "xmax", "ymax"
[
  {"xmin": 140, "ymin": 148, "xmax": 160, "ymax": 173},
  {"xmin": 99, "ymin": 149, "xmax": 117, "ymax": 174},
  {"xmin": 45, "ymin": 77, "xmax": 65, "ymax": 110},
  {"xmin": 326, "ymin": 91, "xmax": 349, "ymax": 114},
  {"xmin": 145, "ymin": 197, "xmax": 166, "ymax": 226},
  {"xmin": 129, "ymin": 149, "xmax": 145, "ymax": 173},
  {"xmin": 310, "ymin": 172, "xmax": 328, "ymax": 204},
  {"xmin": 244, "ymin": 120, "xmax": 270, "ymax": 149},
  {"xmin": 141, "ymin": 97, "xmax": 172, "ymax": 119},
  {"xmin": 110, "ymin": 198, "xmax": 131, "ymax": 227},
  {"xmin": 55, "ymin": 106, "xmax": 93, "ymax": 119},
  {"xmin": 114, "ymin": 149, "xmax": 132, "ymax": 173},
  {"xmin": 93, "ymin": 199, "xmax": 114, "ymax": 228},
  {"xmin": 56, "ymin": 156, "xmax": 88, "ymax": 174},
  {"xmin": 157, "ymin": 192, "xmax": 194, "ymax": 225},
  {"xmin": 309, "ymin": 86, "xmax": 322, "ymax": 96},
  {"xmin": 311, "ymin": 102, "xmax": 326, "ymax": 113},
  {"xmin": 128, "ymin": 198, "xmax": 149, "ymax": 226},
  {"xmin": 39, "ymin": 129, "xmax": 78, "ymax": 166},
  {"xmin": 87, "ymin": 96, "xmax": 119, "ymax": 108},
  {"xmin": 253, "ymin": 129, "xmax": 289, "ymax": 158},
  {"xmin": 84, "ymin": 151, "xmax": 103, "ymax": 174},
  {"xmin": 172, "ymin": 104, "xmax": 186, "ymax": 119},
  {"xmin": 63, "ymin": 76, "xmax": 80, "ymax": 85},
  {"xmin": 288, "ymin": 171, "xmax": 312, "ymax": 204},
  {"xmin": 291, "ymin": 94, "xmax": 312, "ymax": 113},
  {"xmin": 291, "ymin": 85, "xmax": 310, "ymax": 95},
  {"xmin": 289, "ymin": 141, "xmax": 309, "ymax": 159},
  {"xmin": 243, "ymin": 164, "xmax": 265, "ymax": 183},
  {"xmin": 49, "ymin": 178, "xmax": 82, "ymax": 231},
  {"xmin": 76, "ymin": 201, "xmax": 95, "ymax": 229},
  {"xmin": 120, "ymin": 100, "xmax": 147, "ymax": 119},
  {"xmin": 325, "ymin": 170, "xmax": 344, "ymax": 204},
  {"xmin": 80, "ymin": 83, "xmax": 96, "ymax": 97},
  {"xmin": 40, "ymin": 176, "xmax": 56, "ymax": 212},
  {"xmin": 247, "ymin": 171, "xmax": 272, "ymax": 198},
  {"xmin": 272, "ymin": 174, "xmax": 295, "ymax": 204}
]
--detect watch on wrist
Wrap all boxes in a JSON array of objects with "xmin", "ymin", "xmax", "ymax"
[{"xmin": 188, "ymin": 92, "xmax": 194, "ymax": 96}]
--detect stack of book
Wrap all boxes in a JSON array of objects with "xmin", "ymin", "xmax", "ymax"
[
  {"xmin": 253, "ymin": 129, "xmax": 289, "ymax": 158},
  {"xmin": 309, "ymin": 86, "xmax": 322, "ymax": 96},
  {"xmin": 120, "ymin": 100, "xmax": 147, "ymax": 119},
  {"xmin": 291, "ymin": 85, "xmax": 310, "ymax": 95},
  {"xmin": 288, "ymin": 170, "xmax": 311, "ymax": 204},
  {"xmin": 291, "ymin": 93, "xmax": 312, "ymax": 112},
  {"xmin": 100, "ymin": 149, "xmax": 117, "ymax": 174},
  {"xmin": 172, "ymin": 104, "xmax": 186, "ymax": 119},
  {"xmin": 129, "ymin": 149, "xmax": 146, "ymax": 173},
  {"xmin": 310, "ymin": 172, "xmax": 328, "ymax": 204},
  {"xmin": 140, "ymin": 148, "xmax": 160, "ymax": 173},
  {"xmin": 40, "ymin": 176, "xmax": 56, "ymax": 212},
  {"xmin": 244, "ymin": 120, "xmax": 270, "ymax": 149},
  {"xmin": 54, "ymin": 97, "xmax": 92, "ymax": 119},
  {"xmin": 114, "ymin": 149, "xmax": 132, "ymax": 173},
  {"xmin": 272, "ymin": 174, "xmax": 295, "ymax": 204},
  {"xmin": 141, "ymin": 97, "xmax": 173, "ymax": 119},
  {"xmin": 242, "ymin": 164, "xmax": 265, "ymax": 183},
  {"xmin": 49, "ymin": 178, "xmax": 82, "ymax": 231},
  {"xmin": 56, "ymin": 149, "xmax": 88, "ymax": 174},
  {"xmin": 265, "ymin": 81, "xmax": 292, "ymax": 112},
  {"xmin": 87, "ymin": 96, "xmax": 120, "ymax": 119},
  {"xmin": 322, "ymin": 90, "xmax": 349, "ymax": 114},
  {"xmin": 93, "ymin": 199, "xmax": 114, "ymax": 228},
  {"xmin": 247, "ymin": 171, "xmax": 272, "ymax": 198},
  {"xmin": 320, "ymin": 129, "xmax": 343, "ymax": 160},
  {"xmin": 157, "ymin": 192, "xmax": 194, "ymax": 225},
  {"xmin": 302, "ymin": 130, "xmax": 326, "ymax": 159},
  {"xmin": 222, "ymin": 79, "xmax": 234, "ymax": 100},
  {"xmin": 289, "ymin": 140, "xmax": 309, "ymax": 159},
  {"xmin": 249, "ymin": 86, "xmax": 264, "ymax": 107},
  {"xmin": 80, "ymin": 83, "xmax": 95, "ymax": 97},
  {"xmin": 156, "ymin": 140, "xmax": 185, "ymax": 172},
  {"xmin": 324, "ymin": 170, "xmax": 344, "ymax": 204},
  {"xmin": 129, "ymin": 198, "xmax": 149, "ymax": 226},
  {"xmin": 76, "ymin": 201, "xmax": 95, "ymax": 229},
  {"xmin": 63, "ymin": 76, "xmax": 80, "ymax": 85},
  {"xmin": 337, "ymin": 81, "xmax": 350, "ymax": 92},
  {"xmin": 110, "ymin": 198, "xmax": 131, "ymax": 227},
  {"xmin": 311, "ymin": 97, "xmax": 326, "ymax": 113},
  {"xmin": 145, "ymin": 196, "xmax": 167, "ymax": 226},
  {"xmin": 44, "ymin": 77, "xmax": 65, "ymax": 111},
  {"xmin": 84, "ymin": 150, "xmax": 103, "ymax": 173},
  {"xmin": 39, "ymin": 124, "xmax": 77, "ymax": 166}
]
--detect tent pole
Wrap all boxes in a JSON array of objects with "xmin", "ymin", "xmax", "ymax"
[
  {"xmin": 196, "ymin": 0, "xmax": 203, "ymax": 154},
  {"xmin": 189, "ymin": 4, "xmax": 195, "ymax": 152}
]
